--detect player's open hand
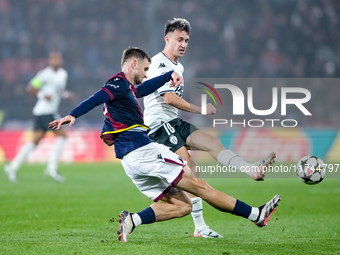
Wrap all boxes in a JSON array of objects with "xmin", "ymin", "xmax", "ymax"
[
  {"xmin": 49, "ymin": 115, "xmax": 75, "ymax": 130},
  {"xmin": 206, "ymin": 103, "xmax": 216, "ymax": 115},
  {"xmin": 169, "ymin": 71, "xmax": 182, "ymax": 88}
]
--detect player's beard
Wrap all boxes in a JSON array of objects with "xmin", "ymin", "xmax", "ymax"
[{"xmin": 134, "ymin": 75, "xmax": 143, "ymax": 85}]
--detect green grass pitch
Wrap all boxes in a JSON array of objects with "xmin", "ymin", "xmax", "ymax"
[{"xmin": 1, "ymin": 163, "xmax": 339, "ymax": 254}]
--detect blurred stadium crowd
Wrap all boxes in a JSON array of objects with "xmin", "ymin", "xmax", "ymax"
[{"xmin": 0, "ymin": 0, "xmax": 339, "ymax": 125}]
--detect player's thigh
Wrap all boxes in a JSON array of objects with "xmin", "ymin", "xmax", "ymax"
[
  {"xmin": 32, "ymin": 130, "xmax": 45, "ymax": 145},
  {"xmin": 173, "ymin": 148, "xmax": 201, "ymax": 196},
  {"xmin": 176, "ymin": 119, "xmax": 198, "ymax": 146},
  {"xmin": 175, "ymin": 146, "xmax": 191, "ymax": 164},
  {"xmin": 175, "ymin": 146, "xmax": 199, "ymax": 177},
  {"xmin": 187, "ymin": 129, "xmax": 225, "ymax": 152},
  {"xmin": 175, "ymin": 165, "xmax": 212, "ymax": 197},
  {"xmin": 121, "ymin": 143, "xmax": 185, "ymax": 201},
  {"xmin": 160, "ymin": 188, "xmax": 191, "ymax": 205},
  {"xmin": 54, "ymin": 127, "xmax": 66, "ymax": 137}
]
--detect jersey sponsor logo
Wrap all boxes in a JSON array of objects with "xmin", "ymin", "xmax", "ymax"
[
  {"xmin": 157, "ymin": 153, "xmax": 163, "ymax": 160},
  {"xmin": 158, "ymin": 63, "xmax": 166, "ymax": 68},
  {"xmin": 107, "ymin": 84, "xmax": 119, "ymax": 89},
  {"xmin": 169, "ymin": 134, "xmax": 178, "ymax": 145}
]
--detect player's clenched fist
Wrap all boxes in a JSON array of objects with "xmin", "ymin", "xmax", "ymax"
[
  {"xmin": 206, "ymin": 103, "xmax": 216, "ymax": 115},
  {"xmin": 169, "ymin": 71, "xmax": 182, "ymax": 87}
]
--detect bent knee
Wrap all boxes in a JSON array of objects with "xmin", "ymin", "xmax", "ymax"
[{"xmin": 176, "ymin": 201, "xmax": 192, "ymax": 218}]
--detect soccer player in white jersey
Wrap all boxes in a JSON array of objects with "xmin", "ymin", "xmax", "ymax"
[
  {"xmin": 143, "ymin": 18, "xmax": 276, "ymax": 238},
  {"xmin": 4, "ymin": 51, "xmax": 74, "ymax": 183}
]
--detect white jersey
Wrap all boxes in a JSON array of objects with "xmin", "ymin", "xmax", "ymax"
[
  {"xmin": 31, "ymin": 66, "xmax": 68, "ymax": 116},
  {"xmin": 143, "ymin": 52, "xmax": 184, "ymax": 133}
]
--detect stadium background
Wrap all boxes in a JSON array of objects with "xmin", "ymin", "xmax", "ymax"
[{"xmin": 0, "ymin": 0, "xmax": 339, "ymax": 164}]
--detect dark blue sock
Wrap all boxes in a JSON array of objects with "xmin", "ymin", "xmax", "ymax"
[
  {"xmin": 231, "ymin": 199, "xmax": 252, "ymax": 219},
  {"xmin": 137, "ymin": 207, "xmax": 156, "ymax": 224}
]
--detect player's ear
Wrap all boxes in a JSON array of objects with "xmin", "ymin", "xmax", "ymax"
[
  {"xmin": 131, "ymin": 59, "xmax": 137, "ymax": 69},
  {"xmin": 164, "ymin": 36, "xmax": 169, "ymax": 44}
]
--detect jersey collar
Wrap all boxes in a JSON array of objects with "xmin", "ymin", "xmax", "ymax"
[
  {"xmin": 161, "ymin": 52, "xmax": 178, "ymax": 65},
  {"xmin": 118, "ymin": 72, "xmax": 130, "ymax": 84}
]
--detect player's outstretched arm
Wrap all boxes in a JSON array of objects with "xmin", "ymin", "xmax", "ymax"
[
  {"xmin": 49, "ymin": 89, "xmax": 111, "ymax": 130},
  {"xmin": 26, "ymin": 84, "xmax": 39, "ymax": 96},
  {"xmin": 27, "ymin": 83, "xmax": 53, "ymax": 101},
  {"xmin": 135, "ymin": 71, "xmax": 182, "ymax": 98},
  {"xmin": 49, "ymin": 115, "xmax": 75, "ymax": 130},
  {"xmin": 163, "ymin": 92, "xmax": 216, "ymax": 115}
]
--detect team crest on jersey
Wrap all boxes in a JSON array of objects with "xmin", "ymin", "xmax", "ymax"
[
  {"xmin": 169, "ymin": 135, "xmax": 178, "ymax": 145},
  {"xmin": 158, "ymin": 63, "xmax": 166, "ymax": 68}
]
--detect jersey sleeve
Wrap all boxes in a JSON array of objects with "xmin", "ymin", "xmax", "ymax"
[
  {"xmin": 134, "ymin": 71, "xmax": 173, "ymax": 98},
  {"xmin": 157, "ymin": 78, "xmax": 176, "ymax": 95},
  {"xmin": 101, "ymin": 78, "xmax": 127, "ymax": 101},
  {"xmin": 30, "ymin": 70, "xmax": 46, "ymax": 89},
  {"xmin": 147, "ymin": 57, "xmax": 175, "ymax": 96},
  {"xmin": 69, "ymin": 90, "xmax": 111, "ymax": 118}
]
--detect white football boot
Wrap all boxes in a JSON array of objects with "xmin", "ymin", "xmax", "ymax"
[
  {"xmin": 4, "ymin": 164, "xmax": 17, "ymax": 182},
  {"xmin": 194, "ymin": 226, "xmax": 223, "ymax": 238}
]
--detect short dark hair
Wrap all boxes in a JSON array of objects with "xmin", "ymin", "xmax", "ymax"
[
  {"xmin": 121, "ymin": 47, "xmax": 151, "ymax": 66},
  {"xmin": 165, "ymin": 18, "xmax": 191, "ymax": 36}
]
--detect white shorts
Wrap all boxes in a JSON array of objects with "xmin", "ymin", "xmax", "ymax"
[{"xmin": 121, "ymin": 142, "xmax": 185, "ymax": 202}]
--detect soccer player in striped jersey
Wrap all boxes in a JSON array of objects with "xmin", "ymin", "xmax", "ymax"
[
  {"xmin": 143, "ymin": 18, "xmax": 276, "ymax": 238},
  {"xmin": 49, "ymin": 47, "xmax": 281, "ymax": 243}
]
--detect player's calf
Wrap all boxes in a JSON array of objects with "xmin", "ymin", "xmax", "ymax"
[{"xmin": 153, "ymin": 190, "xmax": 193, "ymax": 221}]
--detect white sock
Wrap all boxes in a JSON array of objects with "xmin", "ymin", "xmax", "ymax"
[
  {"xmin": 47, "ymin": 137, "xmax": 66, "ymax": 174},
  {"xmin": 217, "ymin": 150, "xmax": 254, "ymax": 177},
  {"xmin": 132, "ymin": 213, "xmax": 142, "ymax": 227},
  {"xmin": 248, "ymin": 207, "xmax": 260, "ymax": 221},
  {"xmin": 10, "ymin": 142, "xmax": 35, "ymax": 172},
  {"xmin": 191, "ymin": 197, "xmax": 207, "ymax": 231}
]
